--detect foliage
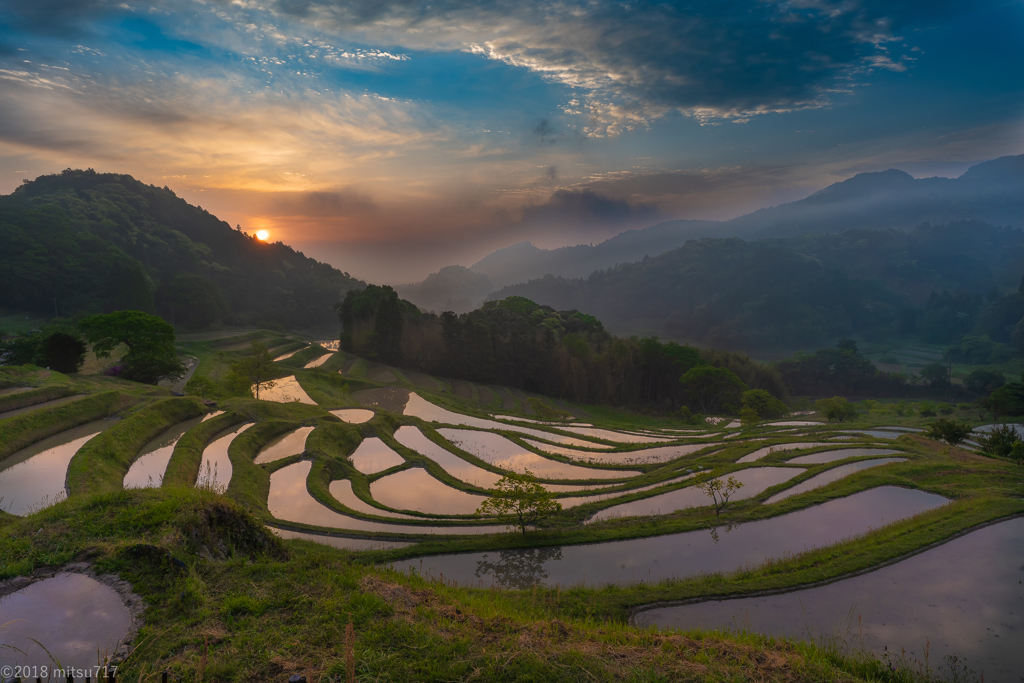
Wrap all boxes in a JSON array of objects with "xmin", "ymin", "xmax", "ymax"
[
  {"xmin": 696, "ymin": 475, "xmax": 744, "ymax": 516},
  {"xmin": 986, "ymin": 382, "xmax": 1024, "ymax": 419},
  {"xmin": 1011, "ymin": 441, "xmax": 1024, "ymax": 468},
  {"xmin": 680, "ymin": 365, "xmax": 747, "ymax": 414},
  {"xmin": 741, "ymin": 389, "xmax": 788, "ymax": 420},
  {"xmin": 0, "ymin": 324, "xmax": 86, "ymax": 373},
  {"xmin": 963, "ymin": 368, "xmax": 1005, "ymax": 394},
  {"xmin": 919, "ymin": 362, "xmax": 950, "ymax": 389},
  {"xmin": 184, "ymin": 375, "xmax": 219, "ymax": 399},
  {"xmin": 79, "ymin": 310, "xmax": 185, "ymax": 384},
  {"xmin": 816, "ymin": 396, "xmax": 858, "ymax": 422},
  {"xmin": 925, "ymin": 418, "xmax": 972, "ymax": 446},
  {"xmin": 527, "ymin": 397, "xmax": 572, "ymax": 420},
  {"xmin": 489, "ymin": 223, "xmax": 1024, "ymax": 351},
  {"xmin": 335, "ymin": 285, "xmax": 414, "ymax": 362},
  {"xmin": 976, "ymin": 424, "xmax": 1018, "ymax": 458},
  {"xmin": 476, "ymin": 470, "xmax": 562, "ymax": 535},
  {"xmin": 776, "ymin": 340, "xmax": 907, "ymax": 397},
  {"xmin": 0, "ymin": 169, "xmax": 363, "ymax": 329},
  {"xmin": 225, "ymin": 341, "xmax": 277, "ymax": 399}
]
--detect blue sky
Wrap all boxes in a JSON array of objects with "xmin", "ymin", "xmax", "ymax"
[{"xmin": 0, "ymin": 0, "xmax": 1022, "ymax": 282}]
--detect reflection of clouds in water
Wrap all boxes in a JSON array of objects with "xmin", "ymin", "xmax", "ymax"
[{"xmin": 475, "ymin": 547, "xmax": 564, "ymax": 589}]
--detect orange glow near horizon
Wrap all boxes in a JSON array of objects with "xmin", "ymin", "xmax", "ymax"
[{"xmin": 256, "ymin": 229, "xmax": 270, "ymax": 241}]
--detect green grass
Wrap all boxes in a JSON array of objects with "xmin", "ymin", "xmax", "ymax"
[
  {"xmin": 0, "ymin": 390, "xmax": 139, "ymax": 462},
  {"xmin": 0, "ymin": 488, "xmax": 922, "ymax": 682},
  {"xmin": 67, "ymin": 397, "xmax": 208, "ymax": 496},
  {"xmin": 162, "ymin": 412, "xmax": 247, "ymax": 487}
]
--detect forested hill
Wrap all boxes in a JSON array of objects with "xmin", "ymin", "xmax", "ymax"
[
  {"xmin": 0, "ymin": 169, "xmax": 364, "ymax": 330},
  {"xmin": 489, "ymin": 222, "xmax": 1024, "ymax": 351}
]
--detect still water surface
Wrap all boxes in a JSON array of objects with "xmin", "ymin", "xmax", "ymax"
[
  {"xmin": 254, "ymin": 426, "xmax": 315, "ymax": 464},
  {"xmin": 635, "ymin": 517, "xmax": 1023, "ymax": 683},
  {"xmin": 124, "ymin": 417, "xmax": 204, "ymax": 488}
]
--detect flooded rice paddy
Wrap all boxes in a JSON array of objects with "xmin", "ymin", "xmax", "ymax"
[
  {"xmin": 524, "ymin": 439, "xmax": 715, "ymax": 465},
  {"xmin": 737, "ymin": 443, "xmax": 830, "ymax": 464},
  {"xmin": 786, "ymin": 448, "xmax": 901, "ymax": 465},
  {"xmin": 123, "ymin": 416, "xmax": 205, "ymax": 488},
  {"xmin": 273, "ymin": 346, "xmax": 306, "ymax": 361},
  {"xmin": 304, "ymin": 353, "xmax": 334, "ymax": 368},
  {"xmin": 254, "ymin": 425, "xmax": 315, "ymax": 464},
  {"xmin": 589, "ymin": 467, "xmax": 803, "ymax": 522},
  {"xmin": 370, "ymin": 467, "xmax": 488, "ymax": 515},
  {"xmin": 270, "ymin": 526, "xmax": 412, "ymax": 551},
  {"xmin": 439, "ymin": 429, "xmax": 640, "ymax": 480},
  {"xmin": 0, "ymin": 394, "xmax": 83, "ymax": 421},
  {"xmin": 0, "ymin": 573, "xmax": 132, "ymax": 668},
  {"xmin": 556, "ymin": 475, "xmax": 696, "ymax": 509},
  {"xmin": 267, "ymin": 460, "xmax": 503, "ymax": 535},
  {"xmin": 330, "ymin": 408, "xmax": 375, "ymax": 423},
  {"xmin": 347, "ymin": 437, "xmax": 406, "ymax": 474},
  {"xmin": 201, "ymin": 410, "xmax": 224, "ymax": 422},
  {"xmin": 0, "ymin": 420, "xmax": 117, "ymax": 516},
  {"xmin": 764, "ymin": 458, "xmax": 907, "ymax": 504},
  {"xmin": 197, "ymin": 423, "xmax": 253, "ymax": 490},
  {"xmin": 393, "ymin": 426, "xmax": 502, "ymax": 488},
  {"xmin": 253, "ymin": 376, "xmax": 316, "ymax": 404},
  {"xmin": 636, "ymin": 516, "xmax": 1021, "ymax": 682},
  {"xmin": 329, "ymin": 479, "xmax": 417, "ymax": 519},
  {"xmin": 555, "ymin": 426, "xmax": 673, "ymax": 443},
  {"xmin": 392, "ymin": 487, "xmax": 949, "ymax": 588}
]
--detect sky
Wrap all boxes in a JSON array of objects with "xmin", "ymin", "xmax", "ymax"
[{"xmin": 1, "ymin": 0, "xmax": 1023, "ymax": 283}]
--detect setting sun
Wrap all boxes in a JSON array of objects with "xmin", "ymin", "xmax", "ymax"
[{"xmin": 256, "ymin": 229, "xmax": 269, "ymax": 241}]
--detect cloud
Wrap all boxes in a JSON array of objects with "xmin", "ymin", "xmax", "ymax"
[
  {"xmin": 270, "ymin": 0, "xmax": 966, "ymax": 131},
  {"xmin": 519, "ymin": 188, "xmax": 660, "ymax": 230}
]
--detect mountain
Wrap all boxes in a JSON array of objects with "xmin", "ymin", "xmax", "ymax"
[
  {"xmin": 395, "ymin": 265, "xmax": 493, "ymax": 315},
  {"xmin": 395, "ymin": 154, "xmax": 1024, "ymax": 311},
  {"xmin": 0, "ymin": 169, "xmax": 363, "ymax": 331},
  {"xmin": 489, "ymin": 222, "xmax": 1024, "ymax": 351}
]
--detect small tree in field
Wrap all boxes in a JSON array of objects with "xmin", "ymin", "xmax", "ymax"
[
  {"xmin": 1011, "ymin": 441, "xmax": 1024, "ymax": 468},
  {"xmin": 816, "ymin": 396, "xmax": 858, "ymax": 422},
  {"xmin": 476, "ymin": 470, "xmax": 562, "ymax": 535},
  {"xmin": 226, "ymin": 341, "xmax": 277, "ymax": 399},
  {"xmin": 697, "ymin": 474, "xmax": 744, "ymax": 516},
  {"xmin": 925, "ymin": 418, "xmax": 972, "ymax": 446}
]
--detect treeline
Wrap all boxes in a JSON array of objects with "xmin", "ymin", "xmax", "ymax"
[
  {"xmin": 0, "ymin": 169, "xmax": 364, "ymax": 331},
  {"xmin": 488, "ymin": 222, "xmax": 1024, "ymax": 352},
  {"xmin": 338, "ymin": 291, "xmax": 786, "ymax": 409}
]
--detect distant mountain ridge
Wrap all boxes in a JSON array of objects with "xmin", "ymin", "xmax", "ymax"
[{"xmin": 396, "ymin": 154, "xmax": 1024, "ymax": 311}]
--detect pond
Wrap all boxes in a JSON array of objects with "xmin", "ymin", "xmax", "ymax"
[
  {"xmin": 736, "ymin": 443, "xmax": 830, "ymax": 464},
  {"xmin": 197, "ymin": 423, "xmax": 253, "ymax": 491},
  {"xmin": 391, "ymin": 487, "xmax": 949, "ymax": 588},
  {"xmin": 347, "ymin": 437, "xmax": 406, "ymax": 474},
  {"xmin": 253, "ymin": 376, "xmax": 316, "ymax": 404},
  {"xmin": 524, "ymin": 439, "xmax": 717, "ymax": 465},
  {"xmin": 329, "ymin": 479, "xmax": 417, "ymax": 519},
  {"xmin": 268, "ymin": 460, "xmax": 504, "ymax": 535},
  {"xmin": 330, "ymin": 408, "xmax": 375, "ymax": 424},
  {"xmin": 393, "ymin": 426, "xmax": 502, "ymax": 488},
  {"xmin": 786, "ymin": 448, "xmax": 901, "ymax": 465},
  {"xmin": 589, "ymin": 467, "xmax": 804, "ymax": 522},
  {"xmin": 370, "ymin": 467, "xmax": 489, "ymax": 515},
  {"xmin": 254, "ymin": 425, "xmax": 316, "ymax": 464},
  {"xmin": 763, "ymin": 458, "xmax": 907, "ymax": 504},
  {"xmin": 0, "ymin": 573, "xmax": 132, "ymax": 668},
  {"xmin": 0, "ymin": 420, "xmax": 118, "ymax": 516},
  {"xmin": 635, "ymin": 517, "xmax": 1022, "ymax": 682},
  {"xmin": 123, "ymin": 416, "xmax": 205, "ymax": 488},
  {"xmin": 439, "ymin": 429, "xmax": 640, "ymax": 481}
]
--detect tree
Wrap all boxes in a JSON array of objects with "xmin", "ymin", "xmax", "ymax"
[
  {"xmin": 816, "ymin": 396, "xmax": 858, "ymax": 422},
  {"xmin": 184, "ymin": 375, "xmax": 218, "ymax": 399},
  {"xmin": 696, "ymin": 475, "xmax": 744, "ymax": 516},
  {"xmin": 964, "ymin": 369, "xmax": 1005, "ymax": 395},
  {"xmin": 79, "ymin": 310, "xmax": 185, "ymax": 384},
  {"xmin": 226, "ymin": 341, "xmax": 277, "ymax": 399},
  {"xmin": 680, "ymin": 365, "xmax": 748, "ymax": 414},
  {"xmin": 38, "ymin": 330, "xmax": 86, "ymax": 373},
  {"xmin": 741, "ymin": 389, "xmax": 787, "ymax": 420},
  {"xmin": 919, "ymin": 362, "xmax": 950, "ymax": 389},
  {"xmin": 977, "ymin": 424, "xmax": 1018, "ymax": 457},
  {"xmin": 476, "ymin": 470, "xmax": 562, "ymax": 536},
  {"xmin": 925, "ymin": 418, "xmax": 972, "ymax": 446},
  {"xmin": 1011, "ymin": 441, "xmax": 1024, "ymax": 468}
]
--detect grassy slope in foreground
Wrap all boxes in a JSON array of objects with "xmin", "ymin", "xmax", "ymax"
[{"xmin": 0, "ymin": 488, "xmax": 916, "ymax": 683}]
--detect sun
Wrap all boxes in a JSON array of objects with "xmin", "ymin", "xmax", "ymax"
[{"xmin": 256, "ymin": 229, "xmax": 269, "ymax": 241}]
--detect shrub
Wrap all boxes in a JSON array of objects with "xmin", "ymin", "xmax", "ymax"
[
  {"xmin": 976, "ymin": 424, "xmax": 1018, "ymax": 457},
  {"xmin": 925, "ymin": 418, "xmax": 973, "ymax": 446},
  {"xmin": 816, "ymin": 396, "xmax": 858, "ymax": 422}
]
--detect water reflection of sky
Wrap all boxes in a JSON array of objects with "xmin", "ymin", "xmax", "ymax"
[{"xmin": 636, "ymin": 518, "xmax": 1024, "ymax": 681}]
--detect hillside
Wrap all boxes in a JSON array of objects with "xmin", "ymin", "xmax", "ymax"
[
  {"xmin": 397, "ymin": 154, "xmax": 1024, "ymax": 311},
  {"xmin": 490, "ymin": 223, "xmax": 1024, "ymax": 350},
  {"xmin": 0, "ymin": 169, "xmax": 364, "ymax": 331}
]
